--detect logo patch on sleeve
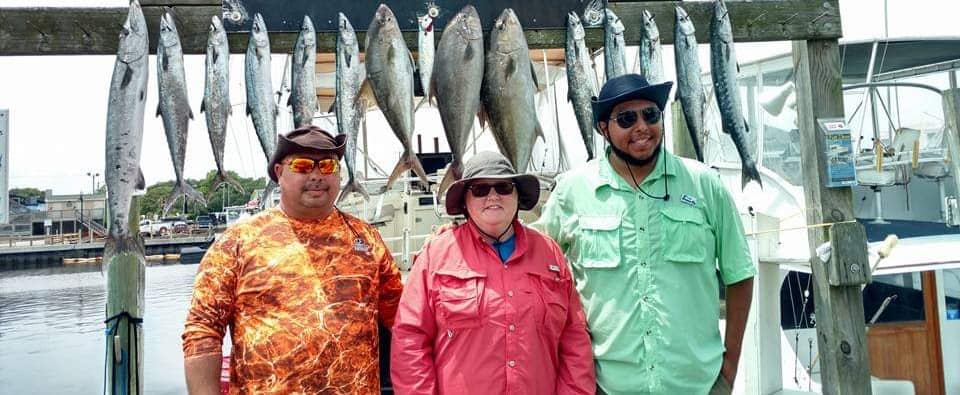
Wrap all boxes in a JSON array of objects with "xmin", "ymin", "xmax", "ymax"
[
  {"xmin": 548, "ymin": 264, "xmax": 561, "ymax": 273},
  {"xmin": 680, "ymin": 194, "xmax": 697, "ymax": 207}
]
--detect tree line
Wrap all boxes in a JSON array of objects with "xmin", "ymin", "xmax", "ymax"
[
  {"xmin": 9, "ymin": 170, "xmax": 267, "ymax": 220},
  {"xmin": 141, "ymin": 170, "xmax": 266, "ymax": 219}
]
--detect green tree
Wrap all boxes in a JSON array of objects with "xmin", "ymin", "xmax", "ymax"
[
  {"xmin": 138, "ymin": 172, "xmax": 267, "ymax": 219},
  {"xmin": 9, "ymin": 187, "xmax": 45, "ymax": 203}
]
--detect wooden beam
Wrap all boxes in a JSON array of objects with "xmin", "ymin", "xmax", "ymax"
[
  {"xmin": 609, "ymin": 0, "xmax": 841, "ymax": 45},
  {"xmin": 1, "ymin": 0, "xmax": 839, "ymax": 56},
  {"xmin": 0, "ymin": 6, "xmax": 221, "ymax": 56},
  {"xmin": 139, "ymin": 0, "xmax": 220, "ymax": 5},
  {"xmin": 793, "ymin": 39, "xmax": 873, "ymax": 394}
]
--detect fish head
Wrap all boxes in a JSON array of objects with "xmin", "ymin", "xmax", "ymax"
[
  {"xmin": 208, "ymin": 15, "xmax": 226, "ymax": 44},
  {"xmin": 674, "ymin": 6, "xmax": 696, "ymax": 36},
  {"xmin": 452, "ymin": 5, "xmax": 482, "ymax": 41},
  {"xmin": 374, "ymin": 4, "xmax": 399, "ymax": 33},
  {"xmin": 605, "ymin": 9, "xmax": 624, "ymax": 35},
  {"xmin": 158, "ymin": 12, "xmax": 179, "ymax": 47},
  {"xmin": 300, "ymin": 15, "xmax": 316, "ymax": 46},
  {"xmin": 117, "ymin": 0, "xmax": 147, "ymax": 63},
  {"xmin": 492, "ymin": 8, "xmax": 523, "ymax": 53},
  {"xmin": 418, "ymin": 14, "xmax": 434, "ymax": 32},
  {"xmin": 567, "ymin": 12, "xmax": 585, "ymax": 41},
  {"xmin": 250, "ymin": 13, "xmax": 270, "ymax": 47},
  {"xmin": 712, "ymin": 0, "xmax": 733, "ymax": 42},
  {"xmin": 642, "ymin": 10, "xmax": 659, "ymax": 41},
  {"xmin": 338, "ymin": 13, "xmax": 357, "ymax": 46},
  {"xmin": 368, "ymin": 4, "xmax": 401, "ymax": 46}
]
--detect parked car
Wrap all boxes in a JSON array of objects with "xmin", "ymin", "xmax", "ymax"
[
  {"xmin": 195, "ymin": 215, "xmax": 213, "ymax": 230},
  {"xmin": 139, "ymin": 217, "xmax": 188, "ymax": 237}
]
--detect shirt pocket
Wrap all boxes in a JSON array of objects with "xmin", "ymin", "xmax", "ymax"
[
  {"xmin": 660, "ymin": 205, "xmax": 715, "ymax": 264},
  {"xmin": 527, "ymin": 271, "xmax": 569, "ymax": 340},
  {"xmin": 575, "ymin": 215, "xmax": 622, "ymax": 268},
  {"xmin": 434, "ymin": 268, "xmax": 486, "ymax": 329}
]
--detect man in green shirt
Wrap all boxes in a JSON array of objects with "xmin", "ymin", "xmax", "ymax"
[{"xmin": 535, "ymin": 74, "xmax": 755, "ymax": 394}]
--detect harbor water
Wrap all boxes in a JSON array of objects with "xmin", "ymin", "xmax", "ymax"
[{"xmin": 0, "ymin": 263, "xmax": 200, "ymax": 394}]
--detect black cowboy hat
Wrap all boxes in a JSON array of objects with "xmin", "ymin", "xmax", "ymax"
[
  {"xmin": 591, "ymin": 74, "xmax": 674, "ymax": 125},
  {"xmin": 268, "ymin": 126, "xmax": 347, "ymax": 182},
  {"xmin": 445, "ymin": 151, "xmax": 540, "ymax": 216}
]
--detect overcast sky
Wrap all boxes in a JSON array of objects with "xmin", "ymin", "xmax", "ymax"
[{"xmin": 1, "ymin": 0, "xmax": 958, "ymax": 195}]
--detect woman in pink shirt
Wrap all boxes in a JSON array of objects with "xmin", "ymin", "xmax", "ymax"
[{"xmin": 391, "ymin": 151, "xmax": 595, "ymax": 394}]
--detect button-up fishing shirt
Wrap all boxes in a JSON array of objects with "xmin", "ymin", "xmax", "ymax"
[
  {"xmin": 182, "ymin": 207, "xmax": 403, "ymax": 394},
  {"xmin": 391, "ymin": 221, "xmax": 595, "ymax": 394},
  {"xmin": 534, "ymin": 151, "xmax": 755, "ymax": 394}
]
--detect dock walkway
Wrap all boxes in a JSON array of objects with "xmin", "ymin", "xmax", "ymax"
[{"xmin": 0, "ymin": 234, "xmax": 214, "ymax": 271}]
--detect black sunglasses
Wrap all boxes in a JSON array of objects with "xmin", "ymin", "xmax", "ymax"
[
  {"xmin": 609, "ymin": 107, "xmax": 662, "ymax": 129},
  {"xmin": 467, "ymin": 182, "xmax": 515, "ymax": 197}
]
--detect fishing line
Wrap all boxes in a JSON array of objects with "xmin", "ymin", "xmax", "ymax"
[{"xmin": 227, "ymin": 106, "xmax": 253, "ymax": 177}]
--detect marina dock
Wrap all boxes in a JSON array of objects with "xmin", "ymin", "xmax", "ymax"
[{"xmin": 0, "ymin": 234, "xmax": 213, "ymax": 271}]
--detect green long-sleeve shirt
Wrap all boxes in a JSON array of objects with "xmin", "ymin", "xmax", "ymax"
[{"xmin": 534, "ymin": 150, "xmax": 755, "ymax": 394}]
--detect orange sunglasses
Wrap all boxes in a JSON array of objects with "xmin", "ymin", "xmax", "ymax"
[{"xmin": 285, "ymin": 157, "xmax": 339, "ymax": 175}]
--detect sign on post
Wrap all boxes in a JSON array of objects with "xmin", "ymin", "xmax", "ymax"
[{"xmin": 818, "ymin": 118, "xmax": 857, "ymax": 188}]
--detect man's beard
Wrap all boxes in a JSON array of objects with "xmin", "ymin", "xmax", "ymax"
[{"xmin": 607, "ymin": 136, "xmax": 662, "ymax": 167}]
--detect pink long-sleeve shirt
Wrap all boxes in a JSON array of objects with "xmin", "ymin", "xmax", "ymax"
[{"xmin": 391, "ymin": 221, "xmax": 595, "ymax": 395}]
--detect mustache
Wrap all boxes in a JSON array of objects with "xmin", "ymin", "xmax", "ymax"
[{"xmin": 302, "ymin": 182, "xmax": 330, "ymax": 191}]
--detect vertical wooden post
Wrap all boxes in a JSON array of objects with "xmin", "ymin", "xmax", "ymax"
[
  {"xmin": 670, "ymin": 101, "xmax": 698, "ymax": 160},
  {"xmin": 793, "ymin": 39, "xmax": 873, "ymax": 394},
  {"xmin": 105, "ymin": 196, "xmax": 146, "ymax": 395}
]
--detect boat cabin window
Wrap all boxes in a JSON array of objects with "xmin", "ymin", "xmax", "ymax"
[
  {"xmin": 864, "ymin": 272, "xmax": 925, "ymax": 324},
  {"xmin": 780, "ymin": 271, "xmax": 927, "ymax": 328}
]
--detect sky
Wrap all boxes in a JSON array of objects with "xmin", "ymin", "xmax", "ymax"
[{"xmin": 1, "ymin": 0, "xmax": 959, "ymax": 195}]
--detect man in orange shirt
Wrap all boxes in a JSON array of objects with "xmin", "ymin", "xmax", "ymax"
[{"xmin": 182, "ymin": 126, "xmax": 403, "ymax": 394}]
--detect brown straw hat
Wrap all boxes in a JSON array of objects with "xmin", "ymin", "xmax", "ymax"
[
  {"xmin": 268, "ymin": 126, "xmax": 347, "ymax": 182},
  {"xmin": 444, "ymin": 151, "xmax": 540, "ymax": 216}
]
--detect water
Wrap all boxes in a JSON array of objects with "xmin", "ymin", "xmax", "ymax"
[{"xmin": 0, "ymin": 263, "xmax": 199, "ymax": 394}]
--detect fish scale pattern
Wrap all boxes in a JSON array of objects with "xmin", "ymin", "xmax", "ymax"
[{"xmin": 182, "ymin": 208, "xmax": 403, "ymax": 394}]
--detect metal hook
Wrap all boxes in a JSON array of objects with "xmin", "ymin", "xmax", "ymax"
[
  {"xmin": 780, "ymin": 12, "xmax": 800, "ymax": 26},
  {"xmin": 26, "ymin": 20, "xmax": 47, "ymax": 38},
  {"xmin": 810, "ymin": 11, "xmax": 830, "ymax": 25},
  {"xmin": 747, "ymin": 12, "xmax": 767, "ymax": 28},
  {"xmin": 73, "ymin": 20, "xmax": 92, "ymax": 39}
]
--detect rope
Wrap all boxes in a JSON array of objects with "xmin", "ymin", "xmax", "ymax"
[
  {"xmin": 103, "ymin": 311, "xmax": 143, "ymax": 395},
  {"xmin": 743, "ymin": 219, "xmax": 857, "ymax": 236}
]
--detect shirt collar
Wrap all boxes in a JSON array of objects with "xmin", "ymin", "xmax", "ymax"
[
  {"xmin": 463, "ymin": 218, "xmax": 529, "ymax": 261},
  {"xmin": 590, "ymin": 147, "xmax": 677, "ymax": 192}
]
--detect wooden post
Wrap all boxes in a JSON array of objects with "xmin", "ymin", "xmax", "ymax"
[
  {"xmin": 105, "ymin": 196, "xmax": 146, "ymax": 395},
  {"xmin": 939, "ymin": 88, "xmax": 960, "ymax": 204},
  {"xmin": 793, "ymin": 39, "xmax": 873, "ymax": 394},
  {"xmin": 670, "ymin": 101, "xmax": 698, "ymax": 160}
]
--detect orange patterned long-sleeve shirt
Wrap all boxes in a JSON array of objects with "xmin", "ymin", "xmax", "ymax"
[{"xmin": 182, "ymin": 207, "xmax": 403, "ymax": 394}]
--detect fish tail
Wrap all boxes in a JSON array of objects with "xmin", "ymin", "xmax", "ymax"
[
  {"xmin": 338, "ymin": 177, "xmax": 370, "ymax": 203},
  {"xmin": 437, "ymin": 160, "xmax": 463, "ymax": 197},
  {"xmin": 259, "ymin": 181, "xmax": 277, "ymax": 209},
  {"xmin": 741, "ymin": 161, "xmax": 763, "ymax": 190},
  {"xmin": 414, "ymin": 96, "xmax": 431, "ymax": 112},
  {"xmin": 207, "ymin": 171, "xmax": 246, "ymax": 200},
  {"xmin": 380, "ymin": 151, "xmax": 430, "ymax": 194},
  {"xmin": 104, "ymin": 234, "xmax": 145, "ymax": 260},
  {"xmin": 410, "ymin": 152, "xmax": 431, "ymax": 189},
  {"xmin": 163, "ymin": 181, "xmax": 207, "ymax": 216}
]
